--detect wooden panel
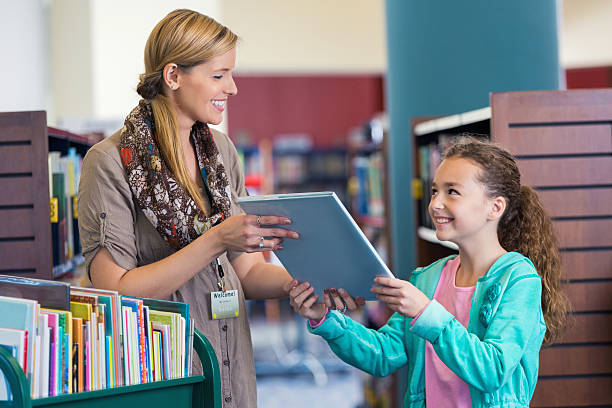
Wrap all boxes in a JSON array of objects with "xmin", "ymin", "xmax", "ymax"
[
  {"xmin": 538, "ymin": 188, "xmax": 612, "ymax": 218},
  {"xmin": 500, "ymin": 124, "xmax": 612, "ymax": 156},
  {"xmin": 0, "ymin": 111, "xmax": 45, "ymax": 142},
  {"xmin": 565, "ymin": 281, "xmax": 612, "ymax": 312},
  {"xmin": 554, "ymin": 219, "xmax": 612, "ymax": 248},
  {"xmin": 0, "ymin": 145, "xmax": 33, "ymax": 173},
  {"xmin": 0, "ymin": 111, "xmax": 52, "ymax": 280},
  {"xmin": 0, "ymin": 240, "xmax": 38, "ymax": 269},
  {"xmin": 518, "ymin": 157, "xmax": 612, "ymax": 187},
  {"xmin": 532, "ymin": 377, "xmax": 612, "ymax": 407},
  {"xmin": 539, "ymin": 345, "xmax": 612, "ymax": 376},
  {"xmin": 0, "ymin": 209, "xmax": 36, "ymax": 238},
  {"xmin": 562, "ymin": 250, "xmax": 612, "ymax": 281},
  {"xmin": 558, "ymin": 314, "xmax": 612, "ymax": 344},
  {"xmin": 0, "ymin": 176, "xmax": 34, "ymax": 206},
  {"xmin": 491, "ymin": 89, "xmax": 612, "ymax": 130}
]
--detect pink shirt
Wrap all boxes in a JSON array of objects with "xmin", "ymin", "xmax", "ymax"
[{"xmin": 418, "ymin": 256, "xmax": 475, "ymax": 407}]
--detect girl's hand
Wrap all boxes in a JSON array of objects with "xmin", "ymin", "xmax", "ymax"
[
  {"xmin": 213, "ymin": 214, "xmax": 299, "ymax": 253},
  {"xmin": 285, "ymin": 280, "xmax": 327, "ymax": 321},
  {"xmin": 324, "ymin": 288, "xmax": 366, "ymax": 313},
  {"xmin": 371, "ymin": 277, "xmax": 430, "ymax": 318}
]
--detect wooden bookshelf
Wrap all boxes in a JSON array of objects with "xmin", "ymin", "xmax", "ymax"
[
  {"xmin": 412, "ymin": 89, "xmax": 612, "ymax": 407},
  {"xmin": 490, "ymin": 89, "xmax": 612, "ymax": 407},
  {"xmin": 0, "ymin": 111, "xmax": 99, "ymax": 281}
]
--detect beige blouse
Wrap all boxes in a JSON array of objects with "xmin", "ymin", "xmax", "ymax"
[{"xmin": 78, "ymin": 129, "xmax": 256, "ymax": 407}]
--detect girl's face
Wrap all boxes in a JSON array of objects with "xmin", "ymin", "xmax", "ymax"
[
  {"xmin": 428, "ymin": 157, "xmax": 497, "ymax": 247},
  {"xmin": 174, "ymin": 48, "xmax": 237, "ymax": 126}
]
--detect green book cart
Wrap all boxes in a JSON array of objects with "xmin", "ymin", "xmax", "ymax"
[{"xmin": 0, "ymin": 329, "xmax": 221, "ymax": 408}]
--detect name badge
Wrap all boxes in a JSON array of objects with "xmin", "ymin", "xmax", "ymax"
[{"xmin": 211, "ymin": 289, "xmax": 239, "ymax": 319}]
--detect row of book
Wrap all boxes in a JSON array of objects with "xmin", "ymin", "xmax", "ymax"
[
  {"xmin": 49, "ymin": 148, "xmax": 84, "ymax": 278},
  {"xmin": 350, "ymin": 151, "xmax": 385, "ymax": 219},
  {"xmin": 0, "ymin": 275, "xmax": 193, "ymax": 400}
]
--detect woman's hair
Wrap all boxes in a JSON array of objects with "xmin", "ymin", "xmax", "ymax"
[
  {"xmin": 443, "ymin": 136, "xmax": 569, "ymax": 345},
  {"xmin": 136, "ymin": 9, "xmax": 238, "ymax": 213}
]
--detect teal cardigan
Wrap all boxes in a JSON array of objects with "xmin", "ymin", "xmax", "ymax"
[{"xmin": 309, "ymin": 252, "xmax": 546, "ymax": 407}]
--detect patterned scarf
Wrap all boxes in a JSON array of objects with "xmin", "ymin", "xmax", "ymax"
[{"xmin": 119, "ymin": 100, "xmax": 232, "ymax": 250}]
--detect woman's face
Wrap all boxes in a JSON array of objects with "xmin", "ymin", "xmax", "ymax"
[{"xmin": 174, "ymin": 48, "xmax": 237, "ymax": 126}]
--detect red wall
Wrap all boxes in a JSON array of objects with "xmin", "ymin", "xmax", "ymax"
[
  {"xmin": 566, "ymin": 67, "xmax": 612, "ymax": 89},
  {"xmin": 227, "ymin": 75, "xmax": 385, "ymax": 148}
]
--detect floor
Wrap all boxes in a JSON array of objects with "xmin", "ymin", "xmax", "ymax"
[{"xmin": 249, "ymin": 300, "xmax": 367, "ymax": 408}]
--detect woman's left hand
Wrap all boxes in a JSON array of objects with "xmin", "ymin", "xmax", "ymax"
[
  {"xmin": 371, "ymin": 277, "xmax": 430, "ymax": 318},
  {"xmin": 324, "ymin": 287, "xmax": 366, "ymax": 313}
]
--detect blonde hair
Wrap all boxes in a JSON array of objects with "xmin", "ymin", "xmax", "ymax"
[
  {"xmin": 136, "ymin": 9, "xmax": 238, "ymax": 213},
  {"xmin": 443, "ymin": 136, "xmax": 570, "ymax": 345}
]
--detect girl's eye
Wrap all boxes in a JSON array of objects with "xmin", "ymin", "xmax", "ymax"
[
  {"xmin": 431, "ymin": 188, "xmax": 438, "ymax": 196},
  {"xmin": 449, "ymin": 189, "xmax": 459, "ymax": 195}
]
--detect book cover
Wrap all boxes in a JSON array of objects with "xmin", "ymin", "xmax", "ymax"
[
  {"xmin": 72, "ymin": 317, "xmax": 83, "ymax": 393},
  {"xmin": 0, "ymin": 296, "xmax": 38, "ymax": 384},
  {"xmin": 37, "ymin": 313, "xmax": 50, "ymax": 398},
  {"xmin": 121, "ymin": 298, "xmax": 146, "ymax": 383},
  {"xmin": 71, "ymin": 287, "xmax": 123, "ymax": 387},
  {"xmin": 0, "ymin": 275, "xmax": 70, "ymax": 311}
]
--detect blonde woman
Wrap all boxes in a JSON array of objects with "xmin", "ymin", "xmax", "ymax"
[{"xmin": 78, "ymin": 9, "xmax": 357, "ymax": 406}]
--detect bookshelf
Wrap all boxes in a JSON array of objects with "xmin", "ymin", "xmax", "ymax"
[
  {"xmin": 347, "ymin": 114, "xmax": 390, "ymax": 268},
  {"xmin": 237, "ymin": 145, "xmax": 349, "ymax": 202},
  {"xmin": 412, "ymin": 89, "xmax": 612, "ymax": 407},
  {"xmin": 0, "ymin": 327, "xmax": 221, "ymax": 408},
  {"xmin": 0, "ymin": 111, "xmax": 99, "ymax": 281}
]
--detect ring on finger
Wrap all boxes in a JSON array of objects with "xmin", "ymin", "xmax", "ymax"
[
  {"xmin": 259, "ymin": 236, "xmax": 265, "ymax": 248},
  {"xmin": 340, "ymin": 303, "xmax": 347, "ymax": 314},
  {"xmin": 257, "ymin": 215, "xmax": 261, "ymax": 227}
]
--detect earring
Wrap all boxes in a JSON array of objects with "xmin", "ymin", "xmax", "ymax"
[{"xmin": 171, "ymin": 84, "xmax": 177, "ymax": 90}]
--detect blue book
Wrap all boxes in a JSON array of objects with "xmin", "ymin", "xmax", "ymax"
[
  {"xmin": 237, "ymin": 192, "xmax": 393, "ymax": 300},
  {"xmin": 0, "ymin": 296, "xmax": 37, "ymax": 386}
]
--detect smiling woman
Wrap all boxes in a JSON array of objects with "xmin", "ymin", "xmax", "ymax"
[{"xmin": 76, "ymin": 9, "xmax": 317, "ymax": 407}]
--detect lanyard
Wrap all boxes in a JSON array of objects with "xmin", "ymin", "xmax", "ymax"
[{"xmin": 215, "ymin": 257, "xmax": 226, "ymax": 292}]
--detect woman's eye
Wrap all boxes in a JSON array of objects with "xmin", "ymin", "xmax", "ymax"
[{"xmin": 213, "ymin": 74, "xmax": 223, "ymax": 79}]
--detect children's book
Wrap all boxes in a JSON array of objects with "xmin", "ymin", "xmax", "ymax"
[
  {"xmin": 0, "ymin": 275, "xmax": 70, "ymax": 311},
  {"xmin": 0, "ymin": 296, "xmax": 38, "ymax": 388}
]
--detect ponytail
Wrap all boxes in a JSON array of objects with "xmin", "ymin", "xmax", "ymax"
[
  {"xmin": 444, "ymin": 136, "xmax": 570, "ymax": 346},
  {"xmin": 499, "ymin": 186, "xmax": 569, "ymax": 345}
]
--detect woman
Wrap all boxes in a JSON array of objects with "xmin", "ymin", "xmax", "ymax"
[{"xmin": 78, "ymin": 9, "xmax": 356, "ymax": 406}]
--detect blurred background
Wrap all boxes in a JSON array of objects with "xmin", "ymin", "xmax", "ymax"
[{"xmin": 1, "ymin": 1, "xmax": 612, "ymax": 407}]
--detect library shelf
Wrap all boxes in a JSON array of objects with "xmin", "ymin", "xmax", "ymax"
[
  {"xmin": 0, "ymin": 111, "xmax": 102, "ymax": 281},
  {"xmin": 0, "ymin": 328, "xmax": 221, "ymax": 408}
]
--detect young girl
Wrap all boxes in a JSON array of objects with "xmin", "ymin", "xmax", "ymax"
[{"xmin": 289, "ymin": 137, "xmax": 568, "ymax": 407}]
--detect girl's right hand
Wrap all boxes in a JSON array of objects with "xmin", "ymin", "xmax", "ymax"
[
  {"xmin": 213, "ymin": 213, "xmax": 299, "ymax": 253},
  {"xmin": 286, "ymin": 280, "xmax": 327, "ymax": 322}
]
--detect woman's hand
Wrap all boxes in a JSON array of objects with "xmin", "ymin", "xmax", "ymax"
[
  {"xmin": 212, "ymin": 213, "xmax": 299, "ymax": 253},
  {"xmin": 371, "ymin": 277, "xmax": 430, "ymax": 318},
  {"xmin": 285, "ymin": 280, "xmax": 327, "ymax": 321},
  {"xmin": 324, "ymin": 288, "xmax": 366, "ymax": 313}
]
